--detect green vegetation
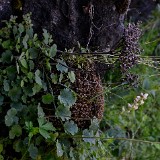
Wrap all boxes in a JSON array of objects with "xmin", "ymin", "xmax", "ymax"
[{"xmin": 0, "ymin": 5, "xmax": 160, "ymax": 160}]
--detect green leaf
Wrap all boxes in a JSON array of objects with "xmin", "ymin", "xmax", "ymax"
[
  {"xmin": 51, "ymin": 73, "xmax": 58, "ymax": 84},
  {"xmin": 6, "ymin": 66, "xmax": 17, "ymax": 80},
  {"xmin": 21, "ymin": 80, "xmax": 24, "ymax": 87},
  {"xmin": 5, "ymin": 116, "xmax": 14, "ymax": 127},
  {"xmin": 59, "ymin": 73, "xmax": 63, "ymax": 83},
  {"xmin": 18, "ymin": 23, "xmax": 24, "ymax": 34},
  {"xmin": 27, "ymin": 72, "xmax": 34, "ymax": 80},
  {"xmin": 1, "ymin": 50, "xmax": 12, "ymax": 63},
  {"xmin": 39, "ymin": 128, "xmax": 50, "ymax": 139},
  {"xmin": 41, "ymin": 122, "xmax": 56, "ymax": 131},
  {"xmin": 46, "ymin": 59, "xmax": 51, "ymax": 71},
  {"xmin": 154, "ymin": 143, "xmax": 160, "ymax": 150},
  {"xmin": 7, "ymin": 107, "xmax": 17, "ymax": 116},
  {"xmin": 49, "ymin": 44, "xmax": 57, "ymax": 58},
  {"xmin": 38, "ymin": 105, "xmax": 45, "ymax": 118},
  {"xmin": 38, "ymin": 118, "xmax": 55, "ymax": 131},
  {"xmin": 2, "ymin": 40, "xmax": 11, "ymax": 49},
  {"xmin": 56, "ymin": 140, "xmax": 63, "ymax": 157},
  {"xmin": 20, "ymin": 59, "xmax": 28, "ymax": 69},
  {"xmin": 56, "ymin": 59, "xmax": 68, "ymax": 73},
  {"xmin": 42, "ymin": 93, "xmax": 54, "ymax": 104},
  {"xmin": 9, "ymin": 125, "xmax": 22, "ymax": 139},
  {"xmin": 25, "ymin": 121, "xmax": 33, "ymax": 130},
  {"xmin": 68, "ymin": 71, "xmax": 76, "ymax": 83},
  {"xmin": 89, "ymin": 118, "xmax": 99, "ymax": 133},
  {"xmin": 11, "ymin": 102, "xmax": 24, "ymax": 111},
  {"xmin": 49, "ymin": 132, "xmax": 59, "ymax": 142},
  {"xmin": 28, "ymin": 48, "xmax": 38, "ymax": 59},
  {"xmin": 13, "ymin": 25, "xmax": 18, "ymax": 35},
  {"xmin": 82, "ymin": 129, "xmax": 96, "ymax": 144},
  {"xmin": 0, "ymin": 155, "xmax": 4, "ymax": 160},
  {"xmin": 22, "ymin": 34, "xmax": 29, "ymax": 49},
  {"xmin": 3, "ymin": 79, "xmax": 10, "ymax": 91},
  {"xmin": 29, "ymin": 60, "xmax": 34, "ymax": 70},
  {"xmin": 8, "ymin": 86, "xmax": 22, "ymax": 102},
  {"xmin": 142, "ymin": 78, "xmax": 150, "ymax": 90},
  {"xmin": 32, "ymin": 83, "xmax": 42, "ymax": 95},
  {"xmin": 43, "ymin": 29, "xmax": 49, "ymax": 45},
  {"xmin": 55, "ymin": 104, "xmax": 71, "ymax": 121},
  {"xmin": 28, "ymin": 144, "xmax": 38, "ymax": 159},
  {"xmin": 35, "ymin": 69, "xmax": 42, "ymax": 86},
  {"xmin": 38, "ymin": 117, "xmax": 56, "ymax": 139},
  {"xmin": 64, "ymin": 120, "xmax": 78, "ymax": 135},
  {"xmin": 0, "ymin": 144, "xmax": 3, "ymax": 153},
  {"xmin": 26, "ymin": 28, "xmax": 34, "ymax": 38},
  {"xmin": 5, "ymin": 108, "xmax": 18, "ymax": 126},
  {"xmin": 13, "ymin": 140, "xmax": 23, "ymax": 153},
  {"xmin": 58, "ymin": 88, "xmax": 76, "ymax": 107}
]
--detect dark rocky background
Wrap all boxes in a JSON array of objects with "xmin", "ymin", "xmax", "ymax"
[{"xmin": 0, "ymin": 0, "xmax": 159, "ymax": 50}]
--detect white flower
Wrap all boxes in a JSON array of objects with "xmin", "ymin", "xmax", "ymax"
[
  {"xmin": 135, "ymin": 96, "xmax": 141, "ymax": 102},
  {"xmin": 133, "ymin": 105, "xmax": 138, "ymax": 110},
  {"xmin": 140, "ymin": 100, "xmax": 144, "ymax": 105},
  {"xmin": 128, "ymin": 103, "xmax": 132, "ymax": 108},
  {"xmin": 143, "ymin": 93, "xmax": 148, "ymax": 100}
]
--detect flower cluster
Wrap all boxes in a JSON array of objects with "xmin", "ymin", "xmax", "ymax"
[
  {"xmin": 128, "ymin": 93, "xmax": 148, "ymax": 111},
  {"xmin": 119, "ymin": 23, "xmax": 142, "ymax": 86}
]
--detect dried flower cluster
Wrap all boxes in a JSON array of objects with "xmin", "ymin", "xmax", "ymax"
[
  {"xmin": 119, "ymin": 23, "xmax": 142, "ymax": 87},
  {"xmin": 128, "ymin": 93, "xmax": 148, "ymax": 111},
  {"xmin": 71, "ymin": 61, "xmax": 104, "ymax": 129}
]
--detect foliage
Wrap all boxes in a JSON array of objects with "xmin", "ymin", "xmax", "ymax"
[{"xmin": 0, "ymin": 14, "xmax": 82, "ymax": 159}]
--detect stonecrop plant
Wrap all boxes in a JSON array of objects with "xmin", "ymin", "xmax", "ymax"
[{"xmin": 0, "ymin": 14, "xmax": 77, "ymax": 159}]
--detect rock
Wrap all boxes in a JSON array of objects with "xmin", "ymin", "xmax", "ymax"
[{"xmin": 0, "ymin": 0, "xmax": 12, "ymax": 28}]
